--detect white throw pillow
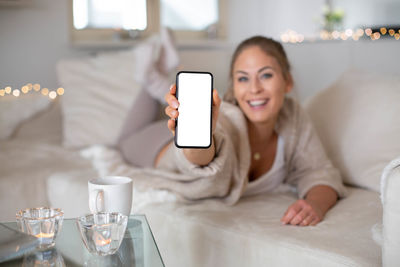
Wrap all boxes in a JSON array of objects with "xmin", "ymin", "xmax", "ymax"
[
  {"xmin": 305, "ymin": 69, "xmax": 400, "ymax": 192},
  {"xmin": 56, "ymin": 47, "xmax": 146, "ymax": 148},
  {"xmin": 0, "ymin": 93, "xmax": 51, "ymax": 140}
]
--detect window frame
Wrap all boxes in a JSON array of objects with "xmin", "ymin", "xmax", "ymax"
[{"xmin": 69, "ymin": 0, "xmax": 227, "ymax": 47}]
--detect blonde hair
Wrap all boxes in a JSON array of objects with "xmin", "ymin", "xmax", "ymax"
[{"xmin": 224, "ymin": 36, "xmax": 292, "ymax": 105}]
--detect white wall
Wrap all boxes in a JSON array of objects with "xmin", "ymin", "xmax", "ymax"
[
  {"xmin": 1, "ymin": 0, "xmax": 399, "ymax": 103},
  {"xmin": 0, "ymin": 0, "xmax": 87, "ymax": 90}
]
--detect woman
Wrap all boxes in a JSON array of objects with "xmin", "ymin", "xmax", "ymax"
[{"xmin": 119, "ymin": 36, "xmax": 346, "ymax": 226}]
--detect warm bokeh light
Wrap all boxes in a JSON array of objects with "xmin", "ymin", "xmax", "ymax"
[
  {"xmin": 365, "ymin": 28, "xmax": 372, "ymax": 36},
  {"xmin": 33, "ymin": 84, "xmax": 41, "ymax": 91},
  {"xmin": 27, "ymin": 83, "xmax": 33, "ymax": 91},
  {"xmin": 373, "ymin": 32, "xmax": 381, "ymax": 40},
  {"xmin": 340, "ymin": 32, "xmax": 348, "ymax": 40},
  {"xmin": 380, "ymin": 27, "xmax": 387, "ymax": 35},
  {"xmin": 12, "ymin": 89, "xmax": 20, "ymax": 97},
  {"xmin": 395, "ymin": 33, "xmax": 400, "ymax": 40},
  {"xmin": 352, "ymin": 34, "xmax": 359, "ymax": 41},
  {"xmin": 345, "ymin": 29, "xmax": 353, "ymax": 37},
  {"xmin": 21, "ymin": 86, "xmax": 29, "ymax": 94},
  {"xmin": 56, "ymin": 87, "xmax": 65, "ymax": 95},
  {"xmin": 5, "ymin": 87, "xmax": 11, "ymax": 94},
  {"xmin": 389, "ymin": 29, "xmax": 395, "ymax": 36},
  {"xmin": 0, "ymin": 90, "xmax": 5, "ymax": 96},
  {"xmin": 320, "ymin": 30, "xmax": 330, "ymax": 40},
  {"xmin": 332, "ymin": 31, "xmax": 340, "ymax": 39},
  {"xmin": 356, "ymin": 28, "xmax": 364, "ymax": 37},
  {"xmin": 41, "ymin": 88, "xmax": 49, "ymax": 96},
  {"xmin": 49, "ymin": 91, "xmax": 57, "ymax": 100}
]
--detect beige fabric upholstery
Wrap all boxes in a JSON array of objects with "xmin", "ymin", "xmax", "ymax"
[
  {"xmin": 56, "ymin": 48, "xmax": 143, "ymax": 148},
  {"xmin": 305, "ymin": 69, "xmax": 400, "ymax": 192},
  {"xmin": 381, "ymin": 159, "xmax": 400, "ymax": 267}
]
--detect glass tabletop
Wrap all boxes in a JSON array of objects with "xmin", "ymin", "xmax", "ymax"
[{"xmin": 1, "ymin": 215, "xmax": 164, "ymax": 267}]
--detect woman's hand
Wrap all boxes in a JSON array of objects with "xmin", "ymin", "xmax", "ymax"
[
  {"xmin": 280, "ymin": 199, "xmax": 324, "ymax": 226},
  {"xmin": 165, "ymin": 84, "xmax": 221, "ymax": 136},
  {"xmin": 280, "ymin": 185, "xmax": 338, "ymax": 226},
  {"xmin": 164, "ymin": 84, "xmax": 222, "ymax": 166}
]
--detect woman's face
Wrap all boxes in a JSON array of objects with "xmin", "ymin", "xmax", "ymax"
[{"xmin": 233, "ymin": 46, "xmax": 292, "ymax": 125}]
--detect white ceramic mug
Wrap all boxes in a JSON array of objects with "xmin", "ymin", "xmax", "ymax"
[{"xmin": 88, "ymin": 176, "xmax": 133, "ymax": 216}]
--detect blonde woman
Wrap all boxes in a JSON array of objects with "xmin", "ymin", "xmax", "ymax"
[
  {"xmin": 161, "ymin": 36, "xmax": 346, "ymax": 226},
  {"xmin": 119, "ymin": 36, "xmax": 346, "ymax": 226}
]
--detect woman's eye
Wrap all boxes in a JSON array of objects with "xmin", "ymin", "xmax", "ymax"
[
  {"xmin": 238, "ymin": 77, "xmax": 248, "ymax": 82},
  {"xmin": 261, "ymin": 73, "xmax": 272, "ymax": 79}
]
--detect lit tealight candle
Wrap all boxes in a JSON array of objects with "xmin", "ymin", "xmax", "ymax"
[{"xmin": 35, "ymin": 232, "xmax": 55, "ymax": 239}]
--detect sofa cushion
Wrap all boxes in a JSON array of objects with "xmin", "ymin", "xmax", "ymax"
[
  {"xmin": 305, "ymin": 69, "xmax": 400, "ymax": 192},
  {"xmin": 0, "ymin": 92, "xmax": 51, "ymax": 140},
  {"xmin": 56, "ymin": 44, "xmax": 154, "ymax": 148},
  {"xmin": 45, "ymin": 167, "xmax": 381, "ymax": 267},
  {"xmin": 142, "ymin": 187, "xmax": 381, "ymax": 267}
]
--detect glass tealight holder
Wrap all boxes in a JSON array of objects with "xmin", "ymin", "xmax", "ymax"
[
  {"xmin": 16, "ymin": 207, "xmax": 64, "ymax": 249},
  {"xmin": 76, "ymin": 212, "xmax": 128, "ymax": 256}
]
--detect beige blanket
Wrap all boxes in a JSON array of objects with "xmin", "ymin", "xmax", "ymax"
[{"xmin": 82, "ymin": 97, "xmax": 347, "ymax": 205}]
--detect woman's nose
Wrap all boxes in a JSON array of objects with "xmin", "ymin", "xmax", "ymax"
[{"xmin": 250, "ymin": 78, "xmax": 262, "ymax": 94}]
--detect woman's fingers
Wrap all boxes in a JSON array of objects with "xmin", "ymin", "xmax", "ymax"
[
  {"xmin": 165, "ymin": 86, "xmax": 178, "ymax": 135},
  {"xmin": 281, "ymin": 199, "xmax": 323, "ymax": 226},
  {"xmin": 164, "ymin": 84, "xmax": 179, "ymax": 134},
  {"xmin": 165, "ymin": 106, "xmax": 179, "ymax": 119},
  {"xmin": 213, "ymin": 89, "xmax": 221, "ymax": 108},
  {"xmin": 300, "ymin": 214, "xmax": 314, "ymax": 226},
  {"xmin": 289, "ymin": 208, "xmax": 309, "ymax": 225},
  {"xmin": 167, "ymin": 119, "xmax": 175, "ymax": 135},
  {"xmin": 165, "ymin": 84, "xmax": 179, "ymax": 108},
  {"xmin": 280, "ymin": 203, "xmax": 302, "ymax": 225}
]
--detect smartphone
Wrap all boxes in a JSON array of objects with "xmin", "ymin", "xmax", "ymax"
[{"xmin": 175, "ymin": 71, "xmax": 213, "ymax": 149}]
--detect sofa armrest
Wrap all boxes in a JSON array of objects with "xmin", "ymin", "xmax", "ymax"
[{"xmin": 381, "ymin": 157, "xmax": 400, "ymax": 267}]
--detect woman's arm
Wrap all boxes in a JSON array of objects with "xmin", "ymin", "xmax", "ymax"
[
  {"xmin": 280, "ymin": 185, "xmax": 338, "ymax": 226},
  {"xmin": 183, "ymin": 136, "xmax": 216, "ymax": 166}
]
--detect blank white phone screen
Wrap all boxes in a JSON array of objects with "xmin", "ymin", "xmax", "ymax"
[{"xmin": 176, "ymin": 72, "xmax": 212, "ymax": 147}]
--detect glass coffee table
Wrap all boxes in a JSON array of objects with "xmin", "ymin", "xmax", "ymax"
[{"xmin": 1, "ymin": 215, "xmax": 164, "ymax": 267}]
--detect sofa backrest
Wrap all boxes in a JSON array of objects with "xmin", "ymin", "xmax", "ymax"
[{"xmin": 305, "ymin": 69, "xmax": 400, "ymax": 192}]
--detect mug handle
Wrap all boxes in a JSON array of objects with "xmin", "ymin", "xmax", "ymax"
[{"xmin": 89, "ymin": 189, "xmax": 104, "ymax": 213}]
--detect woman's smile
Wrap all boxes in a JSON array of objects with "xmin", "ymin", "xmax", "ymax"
[{"xmin": 247, "ymin": 98, "xmax": 269, "ymax": 110}]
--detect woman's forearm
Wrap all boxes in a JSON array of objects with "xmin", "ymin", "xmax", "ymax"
[
  {"xmin": 183, "ymin": 136, "xmax": 216, "ymax": 166},
  {"xmin": 305, "ymin": 185, "xmax": 338, "ymax": 215}
]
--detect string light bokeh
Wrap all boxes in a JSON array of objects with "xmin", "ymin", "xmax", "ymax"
[
  {"xmin": 0, "ymin": 83, "xmax": 64, "ymax": 100},
  {"xmin": 280, "ymin": 27, "xmax": 400, "ymax": 43}
]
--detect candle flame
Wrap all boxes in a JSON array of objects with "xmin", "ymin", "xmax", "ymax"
[
  {"xmin": 35, "ymin": 232, "xmax": 54, "ymax": 238},
  {"xmin": 94, "ymin": 232, "xmax": 111, "ymax": 246}
]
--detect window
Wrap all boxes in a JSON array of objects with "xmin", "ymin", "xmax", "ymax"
[
  {"xmin": 70, "ymin": 0, "xmax": 226, "ymax": 46},
  {"xmin": 73, "ymin": 0, "xmax": 147, "ymax": 30}
]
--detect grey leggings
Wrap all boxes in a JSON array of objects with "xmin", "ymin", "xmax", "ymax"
[{"xmin": 117, "ymin": 89, "xmax": 172, "ymax": 168}]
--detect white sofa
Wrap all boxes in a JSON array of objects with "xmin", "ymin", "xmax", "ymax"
[{"xmin": 1, "ymin": 48, "xmax": 399, "ymax": 266}]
